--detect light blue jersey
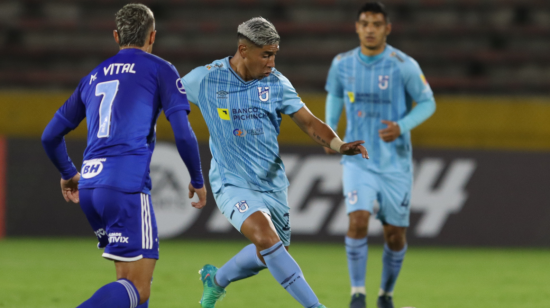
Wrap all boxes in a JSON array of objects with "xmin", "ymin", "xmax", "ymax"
[
  {"xmin": 325, "ymin": 45, "xmax": 435, "ymax": 174},
  {"xmin": 182, "ymin": 57, "xmax": 304, "ymax": 193}
]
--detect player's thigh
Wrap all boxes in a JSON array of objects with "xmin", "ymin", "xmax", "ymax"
[
  {"xmin": 213, "ymin": 185, "xmax": 270, "ymax": 233},
  {"xmin": 377, "ymin": 172, "xmax": 413, "ymax": 227},
  {"xmin": 343, "ymin": 164, "xmax": 379, "ymax": 215},
  {"xmin": 262, "ymin": 189, "xmax": 291, "ymax": 247},
  {"xmin": 92, "ymin": 188, "xmax": 159, "ymax": 261},
  {"xmin": 79, "ymin": 188, "xmax": 108, "ymax": 247}
]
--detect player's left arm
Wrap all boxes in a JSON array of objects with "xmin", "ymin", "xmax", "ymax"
[
  {"xmin": 379, "ymin": 58, "xmax": 436, "ymax": 142},
  {"xmin": 290, "ymin": 106, "xmax": 368, "ymax": 158},
  {"xmin": 278, "ymin": 75, "xmax": 367, "ymax": 157},
  {"xmin": 42, "ymin": 82, "xmax": 86, "ymax": 203}
]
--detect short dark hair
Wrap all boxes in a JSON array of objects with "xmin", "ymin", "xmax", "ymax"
[
  {"xmin": 115, "ymin": 4, "xmax": 155, "ymax": 47},
  {"xmin": 357, "ymin": 2, "xmax": 390, "ymax": 23}
]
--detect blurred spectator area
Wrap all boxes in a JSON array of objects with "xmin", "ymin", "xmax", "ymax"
[{"xmin": 1, "ymin": 0, "xmax": 550, "ymax": 93}]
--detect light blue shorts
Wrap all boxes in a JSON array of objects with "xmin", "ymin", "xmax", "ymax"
[
  {"xmin": 343, "ymin": 164, "xmax": 412, "ymax": 227},
  {"xmin": 213, "ymin": 185, "xmax": 291, "ymax": 246}
]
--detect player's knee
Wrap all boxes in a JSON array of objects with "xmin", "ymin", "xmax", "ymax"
[
  {"xmin": 348, "ymin": 211, "xmax": 369, "ymax": 237},
  {"xmin": 385, "ymin": 228, "xmax": 407, "ymax": 251},
  {"xmin": 253, "ymin": 234, "xmax": 281, "ymax": 251}
]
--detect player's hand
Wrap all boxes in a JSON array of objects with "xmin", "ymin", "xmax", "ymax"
[
  {"xmin": 189, "ymin": 183, "xmax": 207, "ymax": 209},
  {"xmin": 61, "ymin": 173, "xmax": 80, "ymax": 203},
  {"xmin": 324, "ymin": 147, "xmax": 338, "ymax": 155},
  {"xmin": 379, "ymin": 120, "xmax": 401, "ymax": 142},
  {"xmin": 340, "ymin": 140, "xmax": 369, "ymax": 159}
]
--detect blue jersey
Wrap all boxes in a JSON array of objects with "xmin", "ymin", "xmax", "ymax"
[
  {"xmin": 325, "ymin": 45, "xmax": 434, "ymax": 174},
  {"xmin": 182, "ymin": 57, "xmax": 304, "ymax": 192},
  {"xmin": 55, "ymin": 48, "xmax": 190, "ymax": 192}
]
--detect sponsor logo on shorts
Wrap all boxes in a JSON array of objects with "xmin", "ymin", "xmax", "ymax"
[
  {"xmin": 108, "ymin": 232, "xmax": 129, "ymax": 244},
  {"xmin": 95, "ymin": 228, "xmax": 106, "ymax": 238},
  {"xmin": 235, "ymin": 200, "xmax": 249, "ymax": 213},
  {"xmin": 347, "ymin": 190, "xmax": 358, "ymax": 205},
  {"xmin": 81, "ymin": 158, "xmax": 106, "ymax": 179}
]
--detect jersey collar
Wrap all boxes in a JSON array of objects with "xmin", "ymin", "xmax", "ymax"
[{"xmin": 355, "ymin": 45, "xmax": 391, "ymax": 66}]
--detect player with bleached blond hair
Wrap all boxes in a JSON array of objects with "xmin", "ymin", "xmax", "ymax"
[{"xmin": 182, "ymin": 16, "xmax": 368, "ymax": 308}]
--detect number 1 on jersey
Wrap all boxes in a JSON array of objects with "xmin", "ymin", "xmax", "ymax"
[{"xmin": 95, "ymin": 80, "xmax": 119, "ymax": 138}]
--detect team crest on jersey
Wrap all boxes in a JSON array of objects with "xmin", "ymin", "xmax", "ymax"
[
  {"xmin": 176, "ymin": 79, "xmax": 186, "ymax": 94},
  {"xmin": 379, "ymin": 75, "xmax": 389, "ymax": 90},
  {"xmin": 258, "ymin": 87, "xmax": 269, "ymax": 102},
  {"xmin": 235, "ymin": 200, "xmax": 249, "ymax": 213},
  {"xmin": 347, "ymin": 92, "xmax": 355, "ymax": 103},
  {"xmin": 347, "ymin": 190, "xmax": 358, "ymax": 205},
  {"xmin": 82, "ymin": 158, "xmax": 106, "ymax": 179}
]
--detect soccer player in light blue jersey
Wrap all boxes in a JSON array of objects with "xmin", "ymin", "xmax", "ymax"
[
  {"xmin": 182, "ymin": 17, "xmax": 368, "ymax": 308},
  {"xmin": 41, "ymin": 4, "xmax": 206, "ymax": 308},
  {"xmin": 324, "ymin": 3, "xmax": 436, "ymax": 308}
]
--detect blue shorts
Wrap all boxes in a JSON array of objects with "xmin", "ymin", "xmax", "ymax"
[
  {"xmin": 214, "ymin": 185, "xmax": 291, "ymax": 246},
  {"xmin": 343, "ymin": 164, "xmax": 412, "ymax": 227},
  {"xmin": 80, "ymin": 188, "xmax": 159, "ymax": 261}
]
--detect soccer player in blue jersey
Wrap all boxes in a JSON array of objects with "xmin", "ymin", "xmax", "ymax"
[
  {"xmin": 181, "ymin": 17, "xmax": 368, "ymax": 308},
  {"xmin": 41, "ymin": 4, "xmax": 206, "ymax": 308},
  {"xmin": 324, "ymin": 3, "xmax": 436, "ymax": 308}
]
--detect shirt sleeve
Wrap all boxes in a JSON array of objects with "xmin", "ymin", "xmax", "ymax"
[
  {"xmin": 325, "ymin": 93, "xmax": 345, "ymax": 131},
  {"xmin": 181, "ymin": 66, "xmax": 210, "ymax": 106},
  {"xmin": 397, "ymin": 58, "xmax": 436, "ymax": 134},
  {"xmin": 324, "ymin": 56, "xmax": 344, "ymax": 98},
  {"xmin": 42, "ymin": 82, "xmax": 86, "ymax": 180},
  {"xmin": 158, "ymin": 62, "xmax": 190, "ymax": 119},
  {"xmin": 279, "ymin": 75, "xmax": 305, "ymax": 115},
  {"xmin": 55, "ymin": 82, "xmax": 86, "ymax": 129}
]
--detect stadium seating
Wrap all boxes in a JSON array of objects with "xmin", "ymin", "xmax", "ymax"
[{"xmin": 1, "ymin": 0, "xmax": 550, "ymax": 93}]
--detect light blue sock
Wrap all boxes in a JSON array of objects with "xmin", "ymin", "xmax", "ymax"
[
  {"xmin": 345, "ymin": 236, "xmax": 368, "ymax": 292},
  {"xmin": 215, "ymin": 244, "xmax": 267, "ymax": 287},
  {"xmin": 77, "ymin": 279, "xmax": 140, "ymax": 308},
  {"xmin": 261, "ymin": 242, "xmax": 320, "ymax": 308},
  {"xmin": 380, "ymin": 244, "xmax": 407, "ymax": 295}
]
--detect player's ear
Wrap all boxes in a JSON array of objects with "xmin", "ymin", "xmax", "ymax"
[
  {"xmin": 238, "ymin": 43, "xmax": 248, "ymax": 59},
  {"xmin": 385, "ymin": 22, "xmax": 392, "ymax": 36},
  {"xmin": 149, "ymin": 30, "xmax": 156, "ymax": 45},
  {"xmin": 113, "ymin": 30, "xmax": 120, "ymax": 45}
]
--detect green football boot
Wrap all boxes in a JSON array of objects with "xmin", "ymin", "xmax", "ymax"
[
  {"xmin": 198, "ymin": 264, "xmax": 226, "ymax": 308},
  {"xmin": 316, "ymin": 305, "xmax": 328, "ymax": 308}
]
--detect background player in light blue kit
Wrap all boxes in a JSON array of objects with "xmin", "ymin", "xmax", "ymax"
[
  {"xmin": 324, "ymin": 3, "xmax": 436, "ymax": 308},
  {"xmin": 41, "ymin": 4, "xmax": 207, "ymax": 308},
  {"xmin": 182, "ymin": 17, "xmax": 368, "ymax": 308}
]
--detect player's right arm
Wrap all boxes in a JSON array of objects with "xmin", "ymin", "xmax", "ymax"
[
  {"xmin": 324, "ymin": 56, "xmax": 346, "ymax": 154},
  {"xmin": 41, "ymin": 81, "xmax": 86, "ymax": 203},
  {"xmin": 158, "ymin": 63, "xmax": 207, "ymax": 209}
]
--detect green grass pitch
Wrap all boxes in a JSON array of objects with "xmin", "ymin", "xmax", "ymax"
[{"xmin": 1, "ymin": 238, "xmax": 549, "ymax": 308}]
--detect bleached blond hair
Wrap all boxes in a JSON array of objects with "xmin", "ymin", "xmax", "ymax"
[{"xmin": 237, "ymin": 17, "xmax": 280, "ymax": 47}]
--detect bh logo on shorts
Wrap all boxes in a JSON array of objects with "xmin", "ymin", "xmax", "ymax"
[
  {"xmin": 233, "ymin": 128, "xmax": 247, "ymax": 137},
  {"xmin": 81, "ymin": 158, "xmax": 106, "ymax": 179},
  {"xmin": 378, "ymin": 75, "xmax": 389, "ymax": 90},
  {"xmin": 258, "ymin": 87, "xmax": 269, "ymax": 102},
  {"xmin": 235, "ymin": 200, "xmax": 249, "ymax": 213},
  {"xmin": 347, "ymin": 190, "xmax": 358, "ymax": 205}
]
